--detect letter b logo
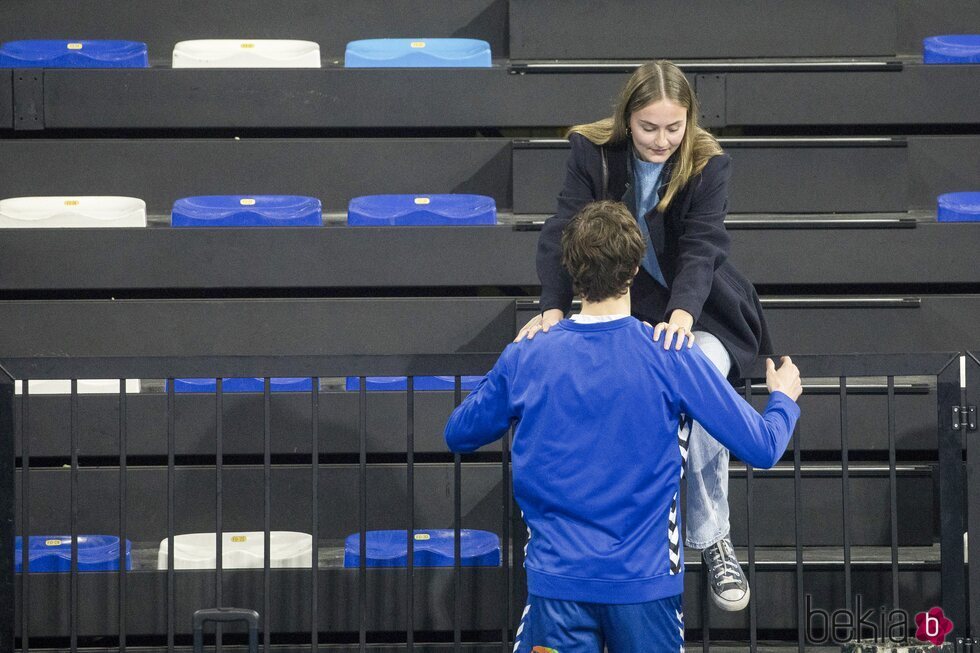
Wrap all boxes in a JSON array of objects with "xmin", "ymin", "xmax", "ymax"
[{"xmin": 915, "ymin": 607, "xmax": 953, "ymax": 646}]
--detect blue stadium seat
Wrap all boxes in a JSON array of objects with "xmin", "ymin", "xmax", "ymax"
[
  {"xmin": 0, "ymin": 196, "xmax": 146, "ymax": 228},
  {"xmin": 15, "ymin": 535, "xmax": 132, "ymax": 572},
  {"xmin": 344, "ymin": 38, "xmax": 491, "ymax": 68},
  {"xmin": 923, "ymin": 35, "xmax": 980, "ymax": 63},
  {"xmin": 0, "ymin": 40, "xmax": 148, "ymax": 68},
  {"xmin": 938, "ymin": 192, "xmax": 980, "ymax": 222},
  {"xmin": 347, "ymin": 194, "xmax": 496, "ymax": 226},
  {"xmin": 171, "ymin": 195, "xmax": 322, "ymax": 227},
  {"xmin": 345, "ymin": 376, "xmax": 484, "ymax": 391},
  {"xmin": 343, "ymin": 529, "xmax": 500, "ymax": 567},
  {"xmin": 170, "ymin": 378, "xmax": 314, "ymax": 393}
]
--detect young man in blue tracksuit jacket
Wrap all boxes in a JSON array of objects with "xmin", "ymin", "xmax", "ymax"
[{"xmin": 445, "ymin": 201, "xmax": 802, "ymax": 653}]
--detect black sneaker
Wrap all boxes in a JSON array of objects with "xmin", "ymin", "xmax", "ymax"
[{"xmin": 702, "ymin": 537, "xmax": 750, "ymax": 611}]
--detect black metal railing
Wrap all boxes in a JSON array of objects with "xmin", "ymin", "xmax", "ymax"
[
  {"xmin": 0, "ymin": 350, "xmax": 975, "ymax": 652},
  {"xmin": 709, "ymin": 352, "xmax": 972, "ymax": 651}
]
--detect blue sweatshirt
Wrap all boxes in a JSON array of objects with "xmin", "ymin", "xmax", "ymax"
[{"xmin": 444, "ymin": 316, "xmax": 799, "ymax": 604}]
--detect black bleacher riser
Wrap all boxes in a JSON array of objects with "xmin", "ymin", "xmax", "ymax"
[
  {"xmin": 4, "ymin": 66, "xmax": 979, "ymax": 130},
  {"xmin": 514, "ymin": 137, "xmax": 980, "ymax": 214},
  {"xmin": 0, "ymin": 0, "xmax": 509, "ymax": 63},
  {"xmin": 13, "ymin": 465, "xmax": 505, "ymax": 544},
  {"xmin": 0, "ymin": 138, "xmax": 512, "ymax": 213},
  {"xmin": 0, "ymin": 70, "xmax": 11, "ymax": 127},
  {"xmin": 14, "ymin": 567, "xmax": 511, "ymax": 635},
  {"xmin": 509, "ymin": 0, "xmax": 980, "ymax": 58},
  {"xmin": 11, "ymin": 562, "xmax": 943, "ymax": 635},
  {"xmin": 725, "ymin": 468, "xmax": 934, "ymax": 546},
  {"xmin": 3, "ymin": 0, "xmax": 978, "ymax": 64},
  {"xmin": 12, "ymin": 465, "xmax": 933, "ymax": 550},
  {"xmin": 519, "ymin": 296, "xmax": 980, "ymax": 358},
  {"xmin": 684, "ymin": 568, "xmax": 942, "ymax": 631},
  {"xmin": 1, "ymin": 223, "xmax": 978, "ymax": 289},
  {"xmin": 0, "ymin": 299, "xmax": 515, "ymax": 376},
  {"xmin": 11, "ymin": 386, "xmax": 942, "ymax": 457},
  {"xmin": 726, "ymin": 224, "xmax": 979, "ymax": 286},
  {"xmin": 509, "ymin": 0, "xmax": 900, "ymax": 58},
  {"xmin": 721, "ymin": 65, "xmax": 980, "ymax": 127},
  {"xmin": 3, "ymin": 137, "xmax": 978, "ymax": 213}
]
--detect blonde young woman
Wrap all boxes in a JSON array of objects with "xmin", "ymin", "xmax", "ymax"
[{"xmin": 518, "ymin": 60, "xmax": 773, "ymax": 612}]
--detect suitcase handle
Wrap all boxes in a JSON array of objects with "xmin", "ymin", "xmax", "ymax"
[{"xmin": 192, "ymin": 607, "xmax": 260, "ymax": 653}]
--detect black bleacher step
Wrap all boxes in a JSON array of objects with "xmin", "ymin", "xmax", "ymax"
[
  {"xmin": 4, "ymin": 61, "xmax": 976, "ymax": 131},
  {"xmin": 1, "ymin": 136, "xmax": 977, "ymax": 217},
  {"xmin": 725, "ymin": 464, "xmax": 935, "ymax": 547},
  {"xmin": 12, "ymin": 545, "xmax": 942, "ymax": 636},
  {"xmin": 510, "ymin": 58, "xmax": 904, "ymax": 73},
  {"xmin": 13, "ymin": 463, "xmax": 935, "ymax": 548},
  {"xmin": 12, "ymin": 384, "xmax": 941, "ymax": 456},
  {"xmin": 506, "ymin": 209, "xmax": 928, "ymax": 228},
  {"xmin": 514, "ymin": 136, "xmax": 980, "ymax": 216},
  {"xmin": 509, "ymin": 1, "xmax": 898, "ymax": 59},
  {"xmin": 1, "ymin": 220, "xmax": 979, "ymax": 290},
  {"xmin": 519, "ymin": 294, "xmax": 980, "ymax": 360}
]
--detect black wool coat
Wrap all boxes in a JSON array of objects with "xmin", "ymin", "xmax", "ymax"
[{"xmin": 536, "ymin": 132, "xmax": 773, "ymax": 382}]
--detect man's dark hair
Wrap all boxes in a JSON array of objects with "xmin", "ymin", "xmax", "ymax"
[{"xmin": 561, "ymin": 200, "xmax": 645, "ymax": 303}]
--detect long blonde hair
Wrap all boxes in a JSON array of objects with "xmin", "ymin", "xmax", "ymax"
[{"xmin": 567, "ymin": 61, "xmax": 723, "ymax": 212}]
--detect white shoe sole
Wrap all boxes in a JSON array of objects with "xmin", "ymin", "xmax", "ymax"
[{"xmin": 709, "ymin": 583, "xmax": 751, "ymax": 612}]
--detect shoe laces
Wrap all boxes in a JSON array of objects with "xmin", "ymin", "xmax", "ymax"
[{"xmin": 706, "ymin": 539, "xmax": 743, "ymax": 583}]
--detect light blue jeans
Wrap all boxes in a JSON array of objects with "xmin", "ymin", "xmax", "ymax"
[{"xmin": 683, "ymin": 330, "xmax": 733, "ymax": 549}]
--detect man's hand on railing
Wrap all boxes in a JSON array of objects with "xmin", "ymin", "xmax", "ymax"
[{"xmin": 766, "ymin": 356, "xmax": 802, "ymax": 402}]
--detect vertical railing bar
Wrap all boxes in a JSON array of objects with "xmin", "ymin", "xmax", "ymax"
[
  {"xmin": 510, "ymin": 427, "xmax": 523, "ymax": 651},
  {"xmin": 119, "ymin": 379, "xmax": 128, "ymax": 653},
  {"xmin": 0, "ymin": 380, "xmax": 14, "ymax": 653},
  {"xmin": 216, "ymin": 378, "xmax": 224, "ymax": 653},
  {"xmin": 937, "ymin": 359, "xmax": 967, "ymax": 629},
  {"xmin": 453, "ymin": 376, "xmax": 462, "ymax": 652},
  {"xmin": 21, "ymin": 381, "xmax": 31, "ymax": 653},
  {"xmin": 501, "ymin": 426, "xmax": 511, "ymax": 653},
  {"xmin": 840, "ymin": 376, "xmax": 852, "ymax": 613},
  {"xmin": 69, "ymin": 378, "xmax": 78, "ymax": 653},
  {"xmin": 0, "ymin": 379, "xmax": 12, "ymax": 653},
  {"xmin": 701, "ymin": 543, "xmax": 710, "ymax": 653},
  {"xmin": 967, "ymin": 353, "xmax": 980, "ymax": 644},
  {"xmin": 311, "ymin": 377, "xmax": 319, "ymax": 653},
  {"xmin": 794, "ymin": 420, "xmax": 804, "ymax": 653},
  {"xmin": 167, "ymin": 378, "xmax": 176, "ymax": 653},
  {"xmin": 886, "ymin": 376, "xmax": 900, "ymax": 611},
  {"xmin": 406, "ymin": 376, "xmax": 415, "ymax": 651},
  {"xmin": 263, "ymin": 378, "xmax": 272, "ymax": 653},
  {"xmin": 744, "ymin": 383, "xmax": 757, "ymax": 652},
  {"xmin": 358, "ymin": 377, "xmax": 367, "ymax": 653}
]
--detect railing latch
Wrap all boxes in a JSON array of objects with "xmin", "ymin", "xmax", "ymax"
[{"xmin": 952, "ymin": 405, "xmax": 977, "ymax": 431}]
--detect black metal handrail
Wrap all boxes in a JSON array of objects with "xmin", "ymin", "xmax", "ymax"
[{"xmin": 0, "ymin": 350, "xmax": 971, "ymax": 652}]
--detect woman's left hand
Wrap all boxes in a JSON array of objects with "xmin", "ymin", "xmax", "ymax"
[{"xmin": 652, "ymin": 309, "xmax": 696, "ymax": 350}]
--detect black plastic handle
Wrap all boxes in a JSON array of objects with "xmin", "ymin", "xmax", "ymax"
[{"xmin": 193, "ymin": 607, "xmax": 260, "ymax": 653}]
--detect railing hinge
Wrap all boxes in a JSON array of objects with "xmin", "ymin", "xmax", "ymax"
[{"xmin": 952, "ymin": 405, "xmax": 977, "ymax": 431}]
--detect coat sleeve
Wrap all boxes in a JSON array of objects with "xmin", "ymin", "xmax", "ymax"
[
  {"xmin": 536, "ymin": 133, "xmax": 601, "ymax": 314},
  {"xmin": 444, "ymin": 347, "xmax": 518, "ymax": 453},
  {"xmin": 664, "ymin": 154, "xmax": 733, "ymax": 322},
  {"xmin": 667, "ymin": 345, "xmax": 799, "ymax": 469}
]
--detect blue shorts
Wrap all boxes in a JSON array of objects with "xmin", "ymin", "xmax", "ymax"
[{"xmin": 513, "ymin": 593, "xmax": 684, "ymax": 653}]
